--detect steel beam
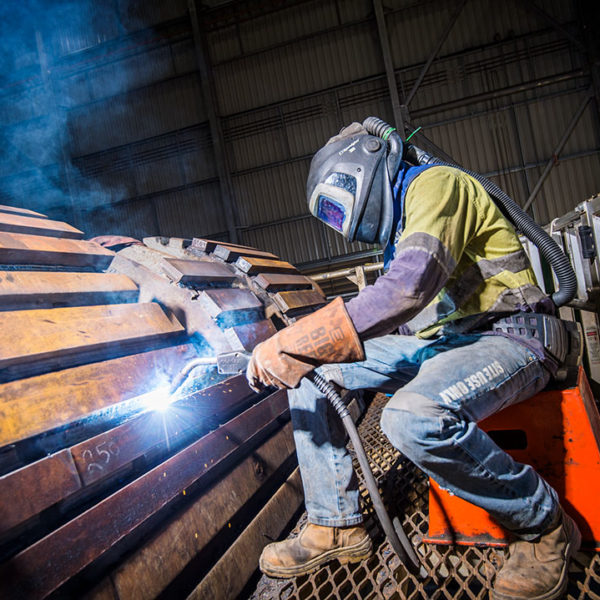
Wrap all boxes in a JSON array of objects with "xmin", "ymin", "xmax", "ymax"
[
  {"xmin": 311, "ymin": 262, "xmax": 383, "ymax": 282},
  {"xmin": 523, "ymin": 89, "xmax": 593, "ymax": 213},
  {"xmin": 298, "ymin": 249, "xmax": 383, "ymax": 272},
  {"xmin": 404, "ymin": 0, "xmax": 468, "ymax": 107},
  {"xmin": 373, "ymin": 0, "xmax": 406, "ymax": 133},
  {"xmin": 373, "ymin": 0, "xmax": 465, "ymax": 164},
  {"xmin": 405, "ymin": 121, "xmax": 458, "ymax": 164},
  {"xmin": 414, "ymin": 69, "xmax": 585, "ymax": 118},
  {"xmin": 188, "ymin": 0, "xmax": 239, "ymax": 244}
]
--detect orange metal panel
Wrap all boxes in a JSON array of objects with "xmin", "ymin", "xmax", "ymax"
[{"xmin": 426, "ymin": 368, "xmax": 600, "ymax": 550}]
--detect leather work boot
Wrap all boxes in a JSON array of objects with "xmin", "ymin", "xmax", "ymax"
[
  {"xmin": 259, "ymin": 523, "xmax": 372, "ymax": 578},
  {"xmin": 492, "ymin": 510, "xmax": 582, "ymax": 600}
]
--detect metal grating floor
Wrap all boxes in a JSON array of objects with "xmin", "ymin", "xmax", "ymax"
[{"xmin": 251, "ymin": 393, "xmax": 600, "ymax": 600}]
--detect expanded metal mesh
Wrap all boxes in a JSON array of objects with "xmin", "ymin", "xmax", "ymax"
[{"xmin": 251, "ymin": 393, "xmax": 600, "ymax": 600}]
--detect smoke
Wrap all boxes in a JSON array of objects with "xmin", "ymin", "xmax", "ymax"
[{"xmin": 0, "ymin": 0, "xmax": 132, "ymax": 227}]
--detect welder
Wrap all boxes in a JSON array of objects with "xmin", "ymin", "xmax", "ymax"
[{"xmin": 246, "ymin": 119, "xmax": 581, "ymax": 600}]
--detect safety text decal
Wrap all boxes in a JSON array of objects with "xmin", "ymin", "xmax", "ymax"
[{"xmin": 439, "ymin": 360, "xmax": 505, "ymax": 404}]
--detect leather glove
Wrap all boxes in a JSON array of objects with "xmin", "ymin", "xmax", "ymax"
[{"xmin": 246, "ymin": 296, "xmax": 365, "ymax": 391}]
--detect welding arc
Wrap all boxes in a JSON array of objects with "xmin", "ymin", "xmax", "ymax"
[{"xmin": 306, "ymin": 371, "xmax": 422, "ymax": 576}]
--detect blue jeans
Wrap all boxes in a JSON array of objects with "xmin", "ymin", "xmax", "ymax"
[{"xmin": 288, "ymin": 333, "xmax": 559, "ymax": 540}]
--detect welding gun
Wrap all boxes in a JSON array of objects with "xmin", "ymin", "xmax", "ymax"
[
  {"xmin": 168, "ymin": 351, "xmax": 253, "ymax": 396},
  {"xmin": 169, "ymin": 350, "xmax": 422, "ymax": 575}
]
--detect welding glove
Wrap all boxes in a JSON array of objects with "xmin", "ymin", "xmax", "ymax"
[{"xmin": 246, "ymin": 296, "xmax": 365, "ymax": 391}]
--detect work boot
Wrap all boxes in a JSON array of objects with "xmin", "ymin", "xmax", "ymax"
[
  {"xmin": 259, "ymin": 523, "xmax": 372, "ymax": 578},
  {"xmin": 492, "ymin": 510, "xmax": 581, "ymax": 600}
]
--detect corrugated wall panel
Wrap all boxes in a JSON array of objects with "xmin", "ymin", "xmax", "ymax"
[
  {"xmin": 49, "ymin": 0, "xmax": 121, "ymax": 57},
  {"xmin": 517, "ymin": 91, "xmax": 598, "ymax": 165},
  {"xmin": 71, "ymin": 123, "xmax": 216, "ymax": 207},
  {"xmin": 323, "ymin": 225, "xmax": 374, "ymax": 260},
  {"xmin": 68, "ymin": 74, "xmax": 206, "ymax": 155},
  {"xmin": 232, "ymin": 160, "xmax": 311, "ymax": 228},
  {"xmin": 1, "ymin": 0, "xmax": 598, "ymax": 265},
  {"xmin": 225, "ymin": 106, "xmax": 289, "ymax": 173},
  {"xmin": 338, "ymin": 80, "xmax": 393, "ymax": 127},
  {"xmin": 224, "ymin": 93, "xmax": 342, "ymax": 173},
  {"xmin": 404, "ymin": 33, "xmax": 577, "ymax": 118},
  {"xmin": 171, "ymin": 39, "xmax": 198, "ymax": 75},
  {"xmin": 153, "ymin": 181, "xmax": 226, "ymax": 238},
  {"xmin": 282, "ymin": 95, "xmax": 340, "ymax": 160},
  {"xmin": 529, "ymin": 155, "xmax": 600, "ymax": 225},
  {"xmin": 338, "ymin": 0, "xmax": 373, "ymax": 24},
  {"xmin": 0, "ymin": 164, "xmax": 68, "ymax": 216},
  {"xmin": 207, "ymin": 25, "xmax": 240, "ymax": 64},
  {"xmin": 56, "ymin": 72, "xmax": 94, "ymax": 109},
  {"xmin": 207, "ymin": 0, "xmax": 349, "ymax": 65},
  {"xmin": 86, "ymin": 200, "xmax": 157, "ymax": 238},
  {"xmin": 240, "ymin": 217, "xmax": 328, "ymax": 264},
  {"xmin": 389, "ymin": 1, "xmax": 465, "ymax": 69},
  {"xmin": 241, "ymin": 214, "xmax": 376, "ymax": 265},
  {"xmin": 424, "ymin": 109, "xmax": 522, "ymax": 174},
  {"xmin": 177, "ymin": 125, "xmax": 216, "ymax": 184},
  {"xmin": 133, "ymin": 155, "xmax": 186, "ymax": 197},
  {"xmin": 214, "ymin": 21, "xmax": 381, "ymax": 115},
  {"xmin": 118, "ymin": 0, "xmax": 188, "ymax": 32},
  {"xmin": 86, "ymin": 45, "xmax": 177, "ymax": 101},
  {"xmin": 76, "ymin": 169, "xmax": 138, "ymax": 208},
  {"xmin": 237, "ymin": 0, "xmax": 339, "ymax": 54},
  {"xmin": 388, "ymin": 0, "xmax": 575, "ymax": 70}
]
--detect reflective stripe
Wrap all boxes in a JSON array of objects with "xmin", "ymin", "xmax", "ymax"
[
  {"xmin": 447, "ymin": 249, "xmax": 531, "ymax": 308},
  {"xmin": 393, "ymin": 232, "xmax": 457, "ymax": 277},
  {"xmin": 405, "ymin": 250, "xmax": 540, "ymax": 336},
  {"xmin": 488, "ymin": 284, "xmax": 549, "ymax": 313},
  {"xmin": 470, "ymin": 249, "xmax": 530, "ymax": 279}
]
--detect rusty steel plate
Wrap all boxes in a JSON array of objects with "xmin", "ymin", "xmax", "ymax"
[{"xmin": 250, "ymin": 393, "xmax": 600, "ymax": 600}]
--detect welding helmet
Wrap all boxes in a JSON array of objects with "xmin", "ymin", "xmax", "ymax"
[{"xmin": 306, "ymin": 121, "xmax": 403, "ymax": 246}]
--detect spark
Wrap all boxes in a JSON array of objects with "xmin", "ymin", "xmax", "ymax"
[
  {"xmin": 142, "ymin": 385, "xmax": 173, "ymax": 413},
  {"xmin": 137, "ymin": 356, "xmax": 222, "ymax": 452}
]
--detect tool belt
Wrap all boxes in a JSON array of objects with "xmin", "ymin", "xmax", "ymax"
[{"xmin": 492, "ymin": 312, "xmax": 581, "ymax": 378}]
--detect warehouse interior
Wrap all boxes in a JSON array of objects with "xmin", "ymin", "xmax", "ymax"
[{"xmin": 0, "ymin": 0, "xmax": 600, "ymax": 598}]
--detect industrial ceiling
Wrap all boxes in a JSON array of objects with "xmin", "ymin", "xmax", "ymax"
[{"xmin": 0, "ymin": 0, "xmax": 598, "ymax": 270}]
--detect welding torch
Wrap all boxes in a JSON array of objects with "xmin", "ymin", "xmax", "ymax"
[
  {"xmin": 168, "ymin": 351, "xmax": 254, "ymax": 395},
  {"xmin": 169, "ymin": 351, "xmax": 422, "ymax": 576}
]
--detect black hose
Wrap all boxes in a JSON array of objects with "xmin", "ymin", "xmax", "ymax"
[
  {"xmin": 363, "ymin": 117, "xmax": 578, "ymax": 308},
  {"xmin": 363, "ymin": 116, "xmax": 404, "ymax": 182},
  {"xmin": 306, "ymin": 371, "xmax": 422, "ymax": 576}
]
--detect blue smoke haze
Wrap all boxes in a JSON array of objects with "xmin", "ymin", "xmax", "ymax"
[{"xmin": 0, "ymin": 0, "xmax": 141, "ymax": 228}]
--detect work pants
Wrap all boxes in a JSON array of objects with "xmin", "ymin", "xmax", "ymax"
[{"xmin": 288, "ymin": 333, "xmax": 559, "ymax": 540}]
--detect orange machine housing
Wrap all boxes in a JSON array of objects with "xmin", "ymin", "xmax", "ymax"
[{"xmin": 425, "ymin": 367, "xmax": 600, "ymax": 550}]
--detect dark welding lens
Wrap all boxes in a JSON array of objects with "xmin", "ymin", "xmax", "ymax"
[
  {"xmin": 324, "ymin": 172, "xmax": 357, "ymax": 195},
  {"xmin": 317, "ymin": 195, "xmax": 347, "ymax": 232}
]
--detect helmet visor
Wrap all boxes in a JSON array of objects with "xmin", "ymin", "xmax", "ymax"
[
  {"xmin": 316, "ymin": 195, "xmax": 347, "ymax": 233},
  {"xmin": 308, "ymin": 172, "xmax": 357, "ymax": 238}
]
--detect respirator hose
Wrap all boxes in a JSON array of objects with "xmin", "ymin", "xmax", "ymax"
[
  {"xmin": 363, "ymin": 116, "xmax": 403, "ymax": 182},
  {"xmin": 307, "ymin": 371, "xmax": 422, "ymax": 575},
  {"xmin": 362, "ymin": 116, "xmax": 577, "ymax": 308}
]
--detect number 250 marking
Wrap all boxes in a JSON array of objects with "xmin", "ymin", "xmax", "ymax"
[{"xmin": 82, "ymin": 441, "xmax": 120, "ymax": 474}]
